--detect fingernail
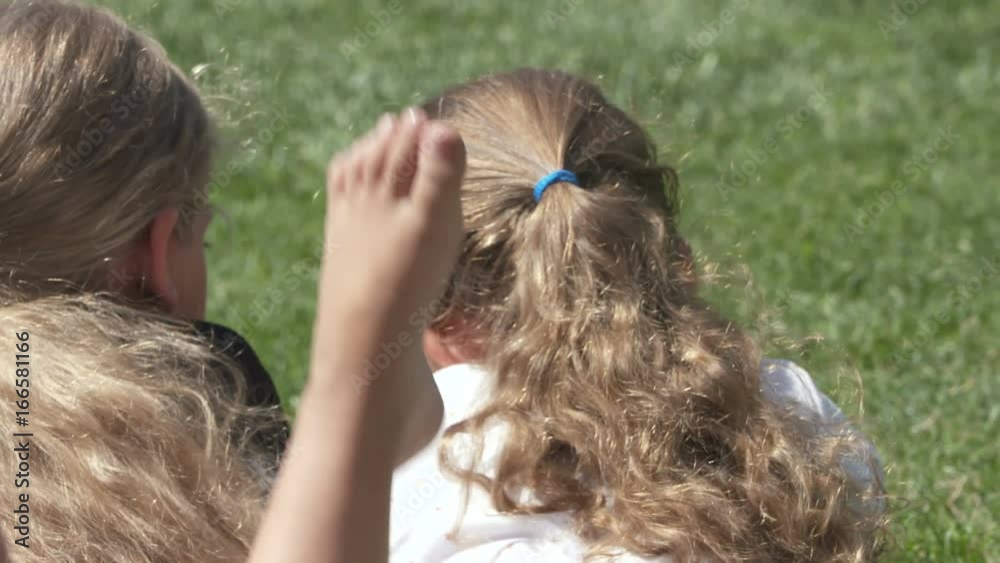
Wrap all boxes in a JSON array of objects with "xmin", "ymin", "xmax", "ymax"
[
  {"xmin": 377, "ymin": 113, "xmax": 394, "ymax": 134},
  {"xmin": 407, "ymin": 106, "xmax": 426, "ymax": 125}
]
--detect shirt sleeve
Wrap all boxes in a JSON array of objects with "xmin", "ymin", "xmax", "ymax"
[{"xmin": 760, "ymin": 359, "xmax": 886, "ymax": 516}]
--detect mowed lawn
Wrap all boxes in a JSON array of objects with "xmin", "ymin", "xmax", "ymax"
[{"xmin": 97, "ymin": 0, "xmax": 998, "ymax": 560}]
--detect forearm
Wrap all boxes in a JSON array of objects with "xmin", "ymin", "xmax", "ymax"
[
  {"xmin": 248, "ymin": 317, "xmax": 401, "ymax": 563},
  {"xmin": 247, "ymin": 110, "xmax": 463, "ymax": 563}
]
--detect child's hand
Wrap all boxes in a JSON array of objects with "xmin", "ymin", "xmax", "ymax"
[{"xmin": 248, "ymin": 110, "xmax": 465, "ymax": 563}]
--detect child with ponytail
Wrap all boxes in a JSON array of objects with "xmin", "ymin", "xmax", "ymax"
[{"xmin": 389, "ymin": 68, "xmax": 887, "ymax": 563}]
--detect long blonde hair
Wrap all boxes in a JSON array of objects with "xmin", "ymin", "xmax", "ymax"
[
  {"xmin": 0, "ymin": 1, "xmax": 274, "ymax": 561},
  {"xmin": 0, "ymin": 293, "xmax": 273, "ymax": 562},
  {"xmin": 423, "ymin": 69, "xmax": 886, "ymax": 562},
  {"xmin": 0, "ymin": 0, "xmax": 214, "ymax": 292}
]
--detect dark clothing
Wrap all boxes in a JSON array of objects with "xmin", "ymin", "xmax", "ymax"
[{"xmin": 193, "ymin": 320, "xmax": 290, "ymax": 462}]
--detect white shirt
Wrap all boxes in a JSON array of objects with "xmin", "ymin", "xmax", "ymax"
[{"xmin": 389, "ymin": 360, "xmax": 881, "ymax": 562}]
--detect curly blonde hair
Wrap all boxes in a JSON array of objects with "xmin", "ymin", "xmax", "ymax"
[
  {"xmin": 423, "ymin": 69, "xmax": 886, "ymax": 562},
  {"xmin": 0, "ymin": 293, "xmax": 275, "ymax": 562}
]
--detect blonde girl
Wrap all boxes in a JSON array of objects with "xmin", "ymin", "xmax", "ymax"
[
  {"xmin": 0, "ymin": 2, "xmax": 288, "ymax": 556},
  {"xmin": 387, "ymin": 69, "xmax": 887, "ymax": 562}
]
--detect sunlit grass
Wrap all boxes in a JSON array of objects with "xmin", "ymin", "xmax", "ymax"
[{"xmin": 99, "ymin": 0, "xmax": 998, "ymax": 559}]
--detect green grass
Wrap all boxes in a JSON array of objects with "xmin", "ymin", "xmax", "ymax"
[{"xmin": 97, "ymin": 0, "xmax": 998, "ymax": 560}]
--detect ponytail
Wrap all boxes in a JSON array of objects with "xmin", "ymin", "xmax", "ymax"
[{"xmin": 422, "ymin": 68, "xmax": 885, "ymax": 562}]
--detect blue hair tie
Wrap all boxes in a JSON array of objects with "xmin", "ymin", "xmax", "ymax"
[{"xmin": 533, "ymin": 169, "xmax": 580, "ymax": 202}]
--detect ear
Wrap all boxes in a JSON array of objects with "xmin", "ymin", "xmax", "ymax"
[
  {"xmin": 422, "ymin": 328, "xmax": 461, "ymax": 372},
  {"xmin": 422, "ymin": 320, "xmax": 485, "ymax": 372},
  {"xmin": 144, "ymin": 207, "xmax": 181, "ymax": 312}
]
